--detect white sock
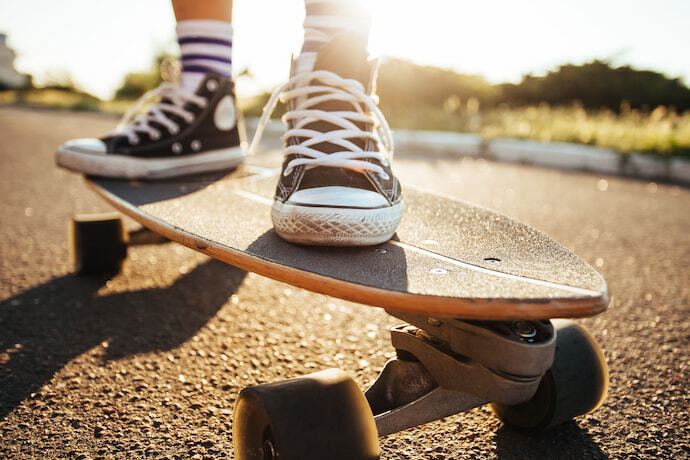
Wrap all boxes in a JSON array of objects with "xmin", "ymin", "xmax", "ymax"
[
  {"xmin": 176, "ymin": 20, "xmax": 233, "ymax": 92},
  {"xmin": 296, "ymin": 0, "xmax": 371, "ymax": 74}
]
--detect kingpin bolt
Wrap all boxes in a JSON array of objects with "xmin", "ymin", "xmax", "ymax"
[{"xmin": 511, "ymin": 321, "xmax": 537, "ymax": 339}]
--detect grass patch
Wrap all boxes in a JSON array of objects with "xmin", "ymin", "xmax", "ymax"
[{"xmin": 384, "ymin": 103, "xmax": 690, "ymax": 158}]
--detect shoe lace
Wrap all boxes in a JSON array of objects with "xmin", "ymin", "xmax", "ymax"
[
  {"xmin": 113, "ymin": 83, "xmax": 207, "ymax": 145},
  {"xmin": 247, "ymin": 70, "xmax": 394, "ymax": 179}
]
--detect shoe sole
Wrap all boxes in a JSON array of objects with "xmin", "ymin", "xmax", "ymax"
[
  {"xmin": 271, "ymin": 201, "xmax": 403, "ymax": 246},
  {"xmin": 56, "ymin": 145, "xmax": 245, "ymax": 179}
]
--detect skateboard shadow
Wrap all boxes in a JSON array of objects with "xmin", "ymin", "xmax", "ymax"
[
  {"xmin": 0, "ymin": 259, "xmax": 246, "ymax": 419},
  {"xmin": 493, "ymin": 422, "xmax": 608, "ymax": 458},
  {"xmin": 246, "ymin": 230, "xmax": 409, "ymax": 294}
]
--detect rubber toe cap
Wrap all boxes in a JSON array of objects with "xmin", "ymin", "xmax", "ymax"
[
  {"xmin": 61, "ymin": 138, "xmax": 107, "ymax": 154},
  {"xmin": 287, "ymin": 186, "xmax": 389, "ymax": 208}
]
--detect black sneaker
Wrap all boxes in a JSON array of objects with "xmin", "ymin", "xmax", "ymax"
[
  {"xmin": 248, "ymin": 32, "xmax": 402, "ymax": 246},
  {"xmin": 56, "ymin": 74, "xmax": 244, "ymax": 179}
]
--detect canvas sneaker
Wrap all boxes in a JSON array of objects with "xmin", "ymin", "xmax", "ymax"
[
  {"xmin": 56, "ymin": 74, "xmax": 244, "ymax": 179},
  {"xmin": 249, "ymin": 32, "xmax": 403, "ymax": 246}
]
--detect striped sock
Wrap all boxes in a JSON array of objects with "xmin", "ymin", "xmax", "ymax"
[
  {"xmin": 296, "ymin": 0, "xmax": 371, "ymax": 74},
  {"xmin": 176, "ymin": 20, "xmax": 233, "ymax": 92}
]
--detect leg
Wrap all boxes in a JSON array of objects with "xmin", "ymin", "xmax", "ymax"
[
  {"xmin": 172, "ymin": 0, "xmax": 234, "ymax": 92},
  {"xmin": 295, "ymin": 0, "xmax": 371, "ymax": 73},
  {"xmin": 55, "ymin": 0, "xmax": 244, "ymax": 180},
  {"xmin": 251, "ymin": 0, "xmax": 403, "ymax": 246},
  {"xmin": 171, "ymin": 0, "xmax": 233, "ymax": 22}
]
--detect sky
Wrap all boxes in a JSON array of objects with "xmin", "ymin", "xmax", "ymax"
[{"xmin": 1, "ymin": 0, "xmax": 689, "ymax": 100}]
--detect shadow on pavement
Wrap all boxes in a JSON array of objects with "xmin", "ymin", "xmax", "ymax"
[
  {"xmin": 0, "ymin": 259, "xmax": 246, "ymax": 419},
  {"xmin": 494, "ymin": 422, "xmax": 608, "ymax": 459}
]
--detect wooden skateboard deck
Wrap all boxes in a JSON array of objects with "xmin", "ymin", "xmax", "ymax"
[{"xmin": 85, "ymin": 164, "xmax": 609, "ymax": 319}]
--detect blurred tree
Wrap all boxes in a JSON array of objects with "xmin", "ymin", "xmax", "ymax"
[
  {"xmin": 114, "ymin": 51, "xmax": 173, "ymax": 100},
  {"xmin": 500, "ymin": 60, "xmax": 690, "ymax": 112},
  {"xmin": 33, "ymin": 72, "xmax": 100, "ymax": 103},
  {"xmin": 377, "ymin": 58, "xmax": 498, "ymax": 111}
]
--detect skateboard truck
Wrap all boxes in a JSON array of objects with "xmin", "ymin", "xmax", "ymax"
[
  {"xmin": 367, "ymin": 313, "xmax": 556, "ymax": 436},
  {"xmin": 233, "ymin": 315, "xmax": 607, "ymax": 459}
]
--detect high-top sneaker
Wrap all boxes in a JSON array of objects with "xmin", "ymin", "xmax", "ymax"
[
  {"xmin": 56, "ymin": 74, "xmax": 244, "ymax": 179},
  {"xmin": 249, "ymin": 32, "xmax": 402, "ymax": 246}
]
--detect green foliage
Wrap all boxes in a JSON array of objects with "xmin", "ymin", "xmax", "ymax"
[
  {"xmin": 377, "ymin": 58, "xmax": 690, "ymax": 114},
  {"xmin": 16, "ymin": 73, "xmax": 102, "ymax": 111},
  {"xmin": 114, "ymin": 52, "xmax": 173, "ymax": 100},
  {"xmin": 6, "ymin": 88, "xmax": 100, "ymax": 112},
  {"xmin": 500, "ymin": 60, "xmax": 690, "ymax": 112},
  {"xmin": 373, "ymin": 58, "xmax": 690, "ymax": 157},
  {"xmin": 114, "ymin": 70, "xmax": 162, "ymax": 100},
  {"xmin": 384, "ymin": 103, "xmax": 690, "ymax": 159}
]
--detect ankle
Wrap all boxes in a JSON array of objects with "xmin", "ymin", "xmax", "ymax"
[{"xmin": 300, "ymin": 0, "xmax": 370, "ymax": 54}]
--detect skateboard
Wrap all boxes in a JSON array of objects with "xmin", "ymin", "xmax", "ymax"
[{"xmin": 72, "ymin": 164, "xmax": 609, "ymax": 459}]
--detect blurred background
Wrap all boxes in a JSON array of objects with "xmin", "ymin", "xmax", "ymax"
[{"xmin": 1, "ymin": 0, "xmax": 689, "ymax": 158}]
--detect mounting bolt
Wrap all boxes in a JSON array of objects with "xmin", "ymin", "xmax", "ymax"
[{"xmin": 511, "ymin": 321, "xmax": 537, "ymax": 339}]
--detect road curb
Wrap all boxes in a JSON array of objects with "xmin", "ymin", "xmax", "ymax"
[
  {"xmin": 486, "ymin": 138, "xmax": 621, "ymax": 174},
  {"xmin": 395, "ymin": 130, "xmax": 482, "ymax": 157},
  {"xmin": 391, "ymin": 130, "xmax": 690, "ymax": 185},
  {"xmin": 670, "ymin": 158, "xmax": 690, "ymax": 183}
]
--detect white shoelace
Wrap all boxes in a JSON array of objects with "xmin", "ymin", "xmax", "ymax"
[
  {"xmin": 113, "ymin": 83, "xmax": 207, "ymax": 145},
  {"xmin": 248, "ymin": 70, "xmax": 394, "ymax": 179}
]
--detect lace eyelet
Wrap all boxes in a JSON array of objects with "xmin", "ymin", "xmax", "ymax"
[
  {"xmin": 206, "ymin": 79, "xmax": 218, "ymax": 92},
  {"xmin": 130, "ymin": 136, "xmax": 140, "ymax": 146},
  {"xmin": 169, "ymin": 126, "xmax": 180, "ymax": 135},
  {"xmin": 151, "ymin": 131, "xmax": 161, "ymax": 141}
]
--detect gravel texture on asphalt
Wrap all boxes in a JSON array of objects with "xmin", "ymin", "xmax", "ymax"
[{"xmin": 1, "ymin": 106, "xmax": 688, "ymax": 458}]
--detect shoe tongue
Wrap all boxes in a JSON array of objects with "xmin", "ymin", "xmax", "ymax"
[
  {"xmin": 312, "ymin": 31, "xmax": 371, "ymax": 88},
  {"xmin": 290, "ymin": 32, "xmax": 374, "ymax": 157}
]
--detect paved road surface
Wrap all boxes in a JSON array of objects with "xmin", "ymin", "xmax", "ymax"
[{"xmin": 1, "ymin": 106, "xmax": 688, "ymax": 458}]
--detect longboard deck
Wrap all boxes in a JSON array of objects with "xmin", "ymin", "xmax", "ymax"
[{"xmin": 86, "ymin": 165, "xmax": 609, "ymax": 319}]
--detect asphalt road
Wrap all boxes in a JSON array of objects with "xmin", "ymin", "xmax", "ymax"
[{"xmin": 1, "ymin": 106, "xmax": 688, "ymax": 458}]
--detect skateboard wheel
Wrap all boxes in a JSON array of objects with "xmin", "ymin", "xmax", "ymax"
[
  {"xmin": 491, "ymin": 320, "xmax": 608, "ymax": 431},
  {"xmin": 69, "ymin": 213, "xmax": 128, "ymax": 275},
  {"xmin": 233, "ymin": 368, "xmax": 379, "ymax": 460}
]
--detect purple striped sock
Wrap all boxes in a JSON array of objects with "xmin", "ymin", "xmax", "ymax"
[{"xmin": 176, "ymin": 20, "xmax": 233, "ymax": 92}]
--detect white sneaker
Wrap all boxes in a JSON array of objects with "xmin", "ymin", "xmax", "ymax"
[{"xmin": 249, "ymin": 32, "xmax": 402, "ymax": 246}]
